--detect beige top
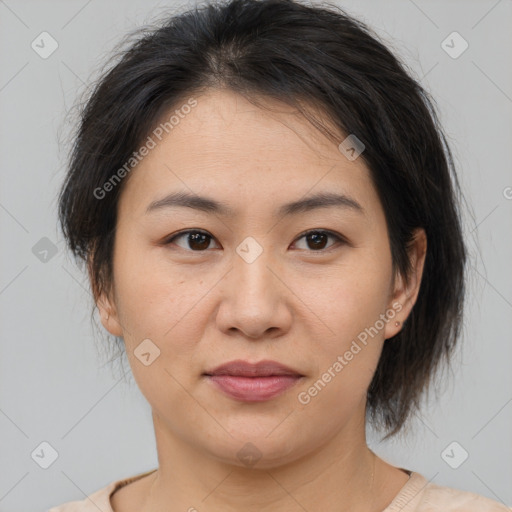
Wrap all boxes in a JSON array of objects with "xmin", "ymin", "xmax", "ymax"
[{"xmin": 47, "ymin": 468, "xmax": 511, "ymax": 512}]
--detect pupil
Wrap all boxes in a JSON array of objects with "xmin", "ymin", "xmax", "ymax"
[
  {"xmin": 308, "ymin": 232, "xmax": 327, "ymax": 250},
  {"xmin": 189, "ymin": 232, "xmax": 209, "ymax": 250},
  {"xmin": 185, "ymin": 232, "xmax": 328, "ymax": 251}
]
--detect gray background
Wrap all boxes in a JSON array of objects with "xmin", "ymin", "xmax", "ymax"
[{"xmin": 0, "ymin": 0, "xmax": 511, "ymax": 510}]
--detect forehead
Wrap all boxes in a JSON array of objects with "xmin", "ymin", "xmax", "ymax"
[{"xmin": 118, "ymin": 89, "xmax": 380, "ymax": 220}]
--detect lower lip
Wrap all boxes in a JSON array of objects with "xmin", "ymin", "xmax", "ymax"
[{"xmin": 205, "ymin": 375, "xmax": 302, "ymax": 402}]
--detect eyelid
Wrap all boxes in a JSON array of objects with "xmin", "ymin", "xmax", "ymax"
[
  {"xmin": 292, "ymin": 229, "xmax": 348, "ymax": 251},
  {"xmin": 163, "ymin": 228, "xmax": 348, "ymax": 252},
  {"xmin": 162, "ymin": 229, "xmax": 219, "ymax": 249}
]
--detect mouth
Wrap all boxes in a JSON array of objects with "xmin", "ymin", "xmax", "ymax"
[
  {"xmin": 204, "ymin": 359, "xmax": 304, "ymax": 378},
  {"xmin": 203, "ymin": 359, "xmax": 304, "ymax": 402}
]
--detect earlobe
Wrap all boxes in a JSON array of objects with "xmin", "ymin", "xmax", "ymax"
[
  {"xmin": 97, "ymin": 294, "xmax": 124, "ymax": 337},
  {"xmin": 88, "ymin": 256, "xmax": 123, "ymax": 337},
  {"xmin": 384, "ymin": 228, "xmax": 427, "ymax": 340}
]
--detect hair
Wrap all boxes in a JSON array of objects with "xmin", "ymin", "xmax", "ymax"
[{"xmin": 57, "ymin": 0, "xmax": 467, "ymax": 440}]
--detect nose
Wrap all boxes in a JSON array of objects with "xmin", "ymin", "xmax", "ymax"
[{"xmin": 215, "ymin": 243, "xmax": 292, "ymax": 340}]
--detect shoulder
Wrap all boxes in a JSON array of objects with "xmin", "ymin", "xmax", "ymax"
[
  {"xmin": 47, "ymin": 480, "xmax": 117, "ymax": 512},
  {"xmin": 393, "ymin": 472, "xmax": 512, "ymax": 512},
  {"xmin": 46, "ymin": 469, "xmax": 157, "ymax": 512},
  {"xmin": 46, "ymin": 481, "xmax": 116, "ymax": 512},
  {"xmin": 420, "ymin": 480, "xmax": 511, "ymax": 512}
]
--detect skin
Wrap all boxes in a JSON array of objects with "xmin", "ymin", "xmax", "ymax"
[{"xmin": 95, "ymin": 88, "xmax": 427, "ymax": 512}]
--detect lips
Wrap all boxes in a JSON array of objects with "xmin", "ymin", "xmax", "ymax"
[
  {"xmin": 204, "ymin": 359, "xmax": 303, "ymax": 377},
  {"xmin": 203, "ymin": 360, "xmax": 304, "ymax": 402}
]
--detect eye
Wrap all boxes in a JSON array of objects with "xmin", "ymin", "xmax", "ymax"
[
  {"xmin": 164, "ymin": 230, "xmax": 219, "ymax": 251},
  {"xmin": 292, "ymin": 230, "xmax": 346, "ymax": 251},
  {"xmin": 163, "ymin": 229, "xmax": 346, "ymax": 252}
]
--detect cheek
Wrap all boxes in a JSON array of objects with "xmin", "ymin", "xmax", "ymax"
[
  {"xmin": 315, "ymin": 254, "xmax": 392, "ymax": 342},
  {"xmin": 299, "ymin": 250, "xmax": 391, "ymax": 399},
  {"xmin": 112, "ymin": 242, "xmax": 198, "ymax": 347},
  {"xmin": 112, "ymin": 252, "xmax": 205, "ymax": 411},
  {"xmin": 297, "ymin": 280, "xmax": 386, "ymax": 426},
  {"xmin": 112, "ymin": 251, "xmax": 234, "ymax": 405}
]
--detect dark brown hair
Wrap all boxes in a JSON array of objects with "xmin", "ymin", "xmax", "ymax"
[{"xmin": 58, "ymin": 0, "xmax": 467, "ymax": 440}]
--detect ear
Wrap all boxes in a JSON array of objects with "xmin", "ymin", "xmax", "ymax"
[
  {"xmin": 87, "ymin": 256, "xmax": 123, "ymax": 338},
  {"xmin": 384, "ymin": 228, "xmax": 427, "ymax": 340}
]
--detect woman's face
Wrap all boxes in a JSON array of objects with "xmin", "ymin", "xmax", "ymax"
[{"xmin": 98, "ymin": 89, "xmax": 424, "ymax": 468}]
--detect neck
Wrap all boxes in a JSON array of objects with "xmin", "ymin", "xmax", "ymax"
[{"xmin": 142, "ymin": 409, "xmax": 380, "ymax": 512}]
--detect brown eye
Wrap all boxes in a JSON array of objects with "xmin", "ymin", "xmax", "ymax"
[
  {"xmin": 293, "ymin": 230, "xmax": 345, "ymax": 251},
  {"xmin": 165, "ymin": 230, "xmax": 219, "ymax": 251},
  {"xmin": 164, "ymin": 229, "xmax": 346, "ymax": 253}
]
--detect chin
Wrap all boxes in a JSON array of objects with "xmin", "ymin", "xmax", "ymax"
[{"xmin": 200, "ymin": 427, "xmax": 314, "ymax": 470}]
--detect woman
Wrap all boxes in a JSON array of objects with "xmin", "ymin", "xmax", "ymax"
[{"xmin": 49, "ymin": 0, "xmax": 510, "ymax": 510}]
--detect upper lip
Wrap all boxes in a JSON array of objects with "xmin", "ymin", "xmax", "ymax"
[{"xmin": 204, "ymin": 359, "xmax": 303, "ymax": 377}]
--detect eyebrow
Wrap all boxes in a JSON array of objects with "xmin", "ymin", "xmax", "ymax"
[{"xmin": 145, "ymin": 190, "xmax": 364, "ymax": 217}]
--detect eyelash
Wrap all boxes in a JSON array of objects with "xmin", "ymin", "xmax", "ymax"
[{"xmin": 163, "ymin": 229, "xmax": 347, "ymax": 253}]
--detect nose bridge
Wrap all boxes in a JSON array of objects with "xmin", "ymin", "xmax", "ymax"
[
  {"xmin": 214, "ymin": 235, "xmax": 290, "ymax": 339},
  {"xmin": 232, "ymin": 235, "xmax": 275, "ymax": 303}
]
